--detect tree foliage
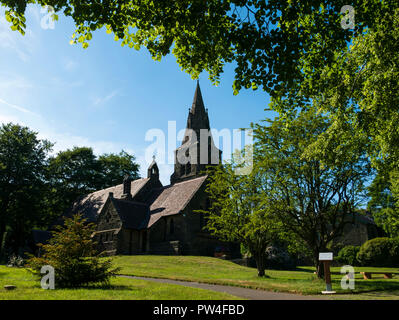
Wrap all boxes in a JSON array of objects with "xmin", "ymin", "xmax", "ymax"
[
  {"xmin": 26, "ymin": 214, "xmax": 119, "ymax": 288},
  {"xmin": 356, "ymin": 237, "xmax": 399, "ymax": 267},
  {"xmin": 202, "ymin": 149, "xmax": 282, "ymax": 277},
  {"xmin": 48, "ymin": 147, "xmax": 140, "ymax": 220},
  {"xmin": 253, "ymin": 108, "xmax": 371, "ymax": 277},
  {"xmin": 0, "ymin": 123, "xmax": 140, "ymax": 257},
  {"xmin": 2, "ymin": 1, "xmax": 397, "ymax": 167},
  {"xmin": 335, "ymin": 245, "xmax": 360, "ymax": 266},
  {"xmin": 0, "ymin": 123, "xmax": 53, "ymax": 256},
  {"xmin": 368, "ymin": 168, "xmax": 399, "ymax": 238},
  {"xmin": 1, "ymin": 1, "xmax": 389, "ymax": 92}
]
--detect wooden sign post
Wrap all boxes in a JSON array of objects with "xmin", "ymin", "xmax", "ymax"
[{"xmin": 319, "ymin": 252, "xmax": 336, "ymax": 294}]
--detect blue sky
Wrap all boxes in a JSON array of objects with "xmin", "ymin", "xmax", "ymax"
[{"xmin": 0, "ymin": 5, "xmax": 274, "ymax": 185}]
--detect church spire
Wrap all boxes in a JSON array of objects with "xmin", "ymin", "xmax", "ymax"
[
  {"xmin": 170, "ymin": 81, "xmax": 222, "ymax": 185},
  {"xmin": 186, "ymin": 81, "xmax": 210, "ymax": 132},
  {"xmin": 191, "ymin": 80, "xmax": 205, "ymax": 114}
]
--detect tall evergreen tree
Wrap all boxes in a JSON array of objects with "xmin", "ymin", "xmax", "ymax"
[{"xmin": 0, "ymin": 123, "xmax": 52, "ymax": 256}]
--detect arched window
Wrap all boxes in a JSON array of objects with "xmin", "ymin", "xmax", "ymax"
[{"xmin": 170, "ymin": 218, "xmax": 174, "ymax": 235}]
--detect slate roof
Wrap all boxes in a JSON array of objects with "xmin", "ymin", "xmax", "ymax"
[
  {"xmin": 111, "ymin": 199, "xmax": 149, "ymax": 230},
  {"xmin": 70, "ymin": 178, "xmax": 150, "ymax": 222},
  {"xmin": 146, "ymin": 175, "xmax": 207, "ymax": 227},
  {"xmin": 70, "ymin": 175, "xmax": 208, "ymax": 229}
]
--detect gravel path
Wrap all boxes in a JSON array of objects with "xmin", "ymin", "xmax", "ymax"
[{"xmin": 118, "ymin": 275, "xmax": 327, "ymax": 300}]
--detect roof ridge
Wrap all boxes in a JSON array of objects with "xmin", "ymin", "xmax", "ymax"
[{"xmin": 86, "ymin": 177, "xmax": 149, "ymax": 196}]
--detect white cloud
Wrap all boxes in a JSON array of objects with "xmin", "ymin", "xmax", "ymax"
[
  {"xmin": 0, "ymin": 97, "xmax": 39, "ymax": 116},
  {"xmin": 92, "ymin": 90, "xmax": 119, "ymax": 106}
]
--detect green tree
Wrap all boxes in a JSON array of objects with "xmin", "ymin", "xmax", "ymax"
[
  {"xmin": 372, "ymin": 170, "xmax": 399, "ymax": 238},
  {"xmin": 26, "ymin": 214, "xmax": 119, "ymax": 288},
  {"xmin": 2, "ymin": 0, "xmax": 388, "ymax": 93},
  {"xmin": 48, "ymin": 147, "xmax": 101, "ymax": 217},
  {"xmin": 368, "ymin": 171, "xmax": 395, "ymax": 215},
  {"xmin": 271, "ymin": 6, "xmax": 399, "ymax": 173},
  {"xmin": 367, "ymin": 169, "xmax": 399, "ymax": 238},
  {"xmin": 0, "ymin": 123, "xmax": 53, "ymax": 256},
  {"xmin": 203, "ymin": 149, "xmax": 282, "ymax": 277},
  {"xmin": 254, "ymin": 108, "xmax": 370, "ymax": 278},
  {"xmin": 4, "ymin": 0, "xmax": 396, "ymax": 170},
  {"xmin": 98, "ymin": 150, "xmax": 140, "ymax": 187},
  {"xmin": 389, "ymin": 171, "xmax": 399, "ymax": 237},
  {"xmin": 48, "ymin": 147, "xmax": 140, "ymax": 218}
]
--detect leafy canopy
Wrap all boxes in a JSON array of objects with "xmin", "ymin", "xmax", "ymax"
[
  {"xmin": 1, "ymin": 0, "xmax": 387, "ymax": 94},
  {"xmin": 253, "ymin": 107, "xmax": 371, "ymax": 277},
  {"xmin": 202, "ymin": 147, "xmax": 282, "ymax": 277}
]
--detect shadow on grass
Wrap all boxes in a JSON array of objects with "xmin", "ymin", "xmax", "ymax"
[
  {"xmin": 293, "ymin": 267, "xmax": 316, "ymax": 274},
  {"xmin": 30, "ymin": 283, "xmax": 135, "ymax": 291},
  {"xmin": 330, "ymin": 279, "xmax": 399, "ymax": 295}
]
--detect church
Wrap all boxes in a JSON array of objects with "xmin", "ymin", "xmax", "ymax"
[{"xmin": 68, "ymin": 82, "xmax": 237, "ymax": 256}]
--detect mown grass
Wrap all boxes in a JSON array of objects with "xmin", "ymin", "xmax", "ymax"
[
  {"xmin": 112, "ymin": 255, "xmax": 399, "ymax": 299},
  {"xmin": 0, "ymin": 265, "xmax": 241, "ymax": 300}
]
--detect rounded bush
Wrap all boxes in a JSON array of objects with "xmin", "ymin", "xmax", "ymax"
[
  {"xmin": 357, "ymin": 237, "xmax": 399, "ymax": 267},
  {"xmin": 336, "ymin": 246, "xmax": 360, "ymax": 266}
]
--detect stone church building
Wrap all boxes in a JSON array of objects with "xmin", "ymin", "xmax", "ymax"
[
  {"xmin": 68, "ymin": 82, "xmax": 236, "ymax": 256},
  {"xmin": 32, "ymin": 82, "xmax": 379, "ymax": 260}
]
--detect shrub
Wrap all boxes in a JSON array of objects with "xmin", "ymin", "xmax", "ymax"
[
  {"xmin": 336, "ymin": 246, "xmax": 360, "ymax": 266},
  {"xmin": 357, "ymin": 237, "xmax": 399, "ymax": 267},
  {"xmin": 26, "ymin": 214, "xmax": 119, "ymax": 288}
]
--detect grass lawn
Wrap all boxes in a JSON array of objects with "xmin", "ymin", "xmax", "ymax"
[
  {"xmin": 112, "ymin": 255, "xmax": 399, "ymax": 299},
  {"xmin": 0, "ymin": 265, "xmax": 240, "ymax": 300}
]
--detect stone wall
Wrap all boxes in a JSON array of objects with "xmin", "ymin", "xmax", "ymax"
[{"xmin": 95, "ymin": 199, "xmax": 122, "ymax": 255}]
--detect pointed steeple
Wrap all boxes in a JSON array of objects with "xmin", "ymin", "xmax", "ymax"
[
  {"xmin": 186, "ymin": 81, "xmax": 210, "ymax": 132},
  {"xmin": 191, "ymin": 80, "xmax": 205, "ymax": 114},
  {"xmin": 170, "ymin": 81, "xmax": 222, "ymax": 185}
]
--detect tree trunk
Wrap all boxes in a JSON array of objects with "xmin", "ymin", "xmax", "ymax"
[
  {"xmin": 254, "ymin": 251, "xmax": 266, "ymax": 277},
  {"xmin": 314, "ymin": 250, "xmax": 325, "ymax": 279}
]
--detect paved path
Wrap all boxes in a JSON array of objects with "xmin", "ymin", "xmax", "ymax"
[{"xmin": 118, "ymin": 275, "xmax": 326, "ymax": 300}]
